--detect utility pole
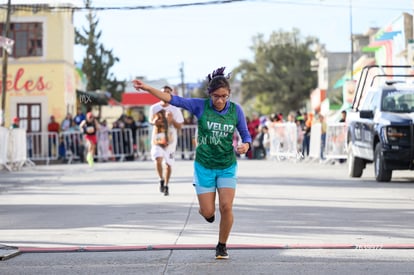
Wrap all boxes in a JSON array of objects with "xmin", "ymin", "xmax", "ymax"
[
  {"xmin": 179, "ymin": 62, "xmax": 186, "ymax": 97},
  {"xmin": 349, "ymin": 0, "xmax": 354, "ymax": 80},
  {"xmin": 0, "ymin": 0, "xmax": 11, "ymax": 127}
]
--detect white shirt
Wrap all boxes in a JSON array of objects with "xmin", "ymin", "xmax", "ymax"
[{"xmin": 149, "ymin": 102, "xmax": 184, "ymax": 152}]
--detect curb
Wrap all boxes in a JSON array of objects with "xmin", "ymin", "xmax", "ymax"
[{"xmin": 16, "ymin": 243, "xmax": 414, "ymax": 254}]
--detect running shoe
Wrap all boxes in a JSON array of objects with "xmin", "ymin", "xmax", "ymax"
[
  {"xmin": 164, "ymin": 186, "xmax": 169, "ymax": 196},
  {"xmin": 87, "ymin": 154, "xmax": 94, "ymax": 167},
  {"xmin": 215, "ymin": 243, "xmax": 229, "ymax": 259},
  {"xmin": 159, "ymin": 179, "xmax": 165, "ymax": 193},
  {"xmin": 198, "ymin": 209, "xmax": 215, "ymax": 223}
]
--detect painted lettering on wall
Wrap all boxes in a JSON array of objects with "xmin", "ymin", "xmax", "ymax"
[{"xmin": 0, "ymin": 67, "xmax": 52, "ymax": 93}]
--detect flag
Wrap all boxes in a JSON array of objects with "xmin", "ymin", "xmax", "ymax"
[{"xmin": 0, "ymin": 36, "xmax": 14, "ymax": 55}]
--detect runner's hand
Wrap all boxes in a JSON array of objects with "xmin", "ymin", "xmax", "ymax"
[
  {"xmin": 236, "ymin": 143, "xmax": 249, "ymax": 155},
  {"xmin": 132, "ymin": 79, "xmax": 150, "ymax": 92}
]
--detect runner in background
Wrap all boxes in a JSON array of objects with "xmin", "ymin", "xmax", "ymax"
[
  {"xmin": 79, "ymin": 112, "xmax": 100, "ymax": 167},
  {"xmin": 149, "ymin": 86, "xmax": 184, "ymax": 196}
]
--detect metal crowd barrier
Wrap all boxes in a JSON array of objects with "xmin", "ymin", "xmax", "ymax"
[
  {"xmin": 177, "ymin": 125, "xmax": 197, "ymax": 160},
  {"xmin": 0, "ymin": 127, "xmax": 10, "ymax": 170},
  {"xmin": 309, "ymin": 122, "xmax": 322, "ymax": 160},
  {"xmin": 266, "ymin": 122, "xmax": 347, "ymax": 163},
  {"xmin": 61, "ymin": 131, "xmax": 84, "ymax": 164},
  {"xmin": 26, "ymin": 132, "xmax": 59, "ymax": 165},
  {"xmin": 136, "ymin": 126, "xmax": 152, "ymax": 161},
  {"xmin": 109, "ymin": 128, "xmax": 134, "ymax": 162},
  {"xmin": 268, "ymin": 123, "xmax": 300, "ymax": 161},
  {"xmin": 61, "ymin": 128, "xmax": 136, "ymax": 163},
  {"xmin": 0, "ymin": 127, "xmax": 32, "ymax": 171},
  {"xmin": 1, "ymin": 124, "xmax": 219, "ymax": 167},
  {"xmin": 1, "ymin": 122, "xmax": 348, "ymax": 168},
  {"xmin": 135, "ymin": 125, "xmax": 197, "ymax": 161},
  {"xmin": 9, "ymin": 129, "xmax": 29, "ymax": 170},
  {"xmin": 324, "ymin": 122, "xmax": 347, "ymax": 160}
]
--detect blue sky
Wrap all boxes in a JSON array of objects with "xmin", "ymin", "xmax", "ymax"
[{"xmin": 73, "ymin": 0, "xmax": 412, "ymax": 84}]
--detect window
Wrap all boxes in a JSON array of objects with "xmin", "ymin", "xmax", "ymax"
[
  {"xmin": 17, "ymin": 103, "xmax": 42, "ymax": 133},
  {"xmin": 360, "ymin": 91, "xmax": 374, "ymax": 111},
  {"xmin": 0, "ymin": 22, "xmax": 43, "ymax": 58}
]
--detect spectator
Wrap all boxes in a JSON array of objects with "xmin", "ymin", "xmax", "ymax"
[
  {"xmin": 47, "ymin": 116, "xmax": 60, "ymax": 158},
  {"xmin": 124, "ymin": 116, "xmax": 137, "ymax": 161},
  {"xmin": 252, "ymin": 125, "xmax": 269, "ymax": 159},
  {"xmin": 74, "ymin": 108, "xmax": 86, "ymax": 126},
  {"xmin": 302, "ymin": 113, "xmax": 313, "ymax": 158},
  {"xmin": 136, "ymin": 110, "xmax": 150, "ymax": 160},
  {"xmin": 111, "ymin": 121, "xmax": 122, "ymax": 161},
  {"xmin": 98, "ymin": 119, "xmax": 110, "ymax": 162},
  {"xmin": 339, "ymin": 110, "xmax": 347, "ymax": 123},
  {"xmin": 338, "ymin": 110, "xmax": 347, "ymax": 163},
  {"xmin": 67, "ymin": 120, "xmax": 82, "ymax": 162},
  {"xmin": 10, "ymin": 117, "xmax": 19, "ymax": 129},
  {"xmin": 61, "ymin": 113, "xmax": 72, "ymax": 132},
  {"xmin": 319, "ymin": 114, "xmax": 327, "ymax": 161},
  {"xmin": 247, "ymin": 114, "xmax": 260, "ymax": 159}
]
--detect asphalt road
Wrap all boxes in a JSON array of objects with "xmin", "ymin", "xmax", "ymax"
[{"xmin": 1, "ymin": 158, "xmax": 414, "ymax": 274}]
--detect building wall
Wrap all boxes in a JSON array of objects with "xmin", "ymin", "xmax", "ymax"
[{"xmin": 0, "ymin": 6, "xmax": 77, "ymax": 131}]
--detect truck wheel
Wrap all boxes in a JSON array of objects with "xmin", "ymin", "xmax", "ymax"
[
  {"xmin": 374, "ymin": 143, "xmax": 392, "ymax": 182},
  {"xmin": 348, "ymin": 141, "xmax": 364, "ymax": 177}
]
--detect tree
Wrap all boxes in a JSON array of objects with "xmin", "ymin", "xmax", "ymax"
[
  {"xmin": 234, "ymin": 28, "xmax": 317, "ymax": 116},
  {"xmin": 75, "ymin": 0, "xmax": 124, "ymax": 102}
]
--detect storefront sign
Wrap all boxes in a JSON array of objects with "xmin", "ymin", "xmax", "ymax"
[{"xmin": 0, "ymin": 67, "xmax": 52, "ymax": 95}]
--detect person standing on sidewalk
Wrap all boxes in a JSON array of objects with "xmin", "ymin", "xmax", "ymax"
[
  {"xmin": 133, "ymin": 67, "xmax": 252, "ymax": 260},
  {"xmin": 149, "ymin": 86, "xmax": 184, "ymax": 196},
  {"xmin": 47, "ymin": 115, "xmax": 60, "ymax": 158},
  {"xmin": 10, "ymin": 117, "xmax": 19, "ymax": 129},
  {"xmin": 79, "ymin": 112, "xmax": 100, "ymax": 167}
]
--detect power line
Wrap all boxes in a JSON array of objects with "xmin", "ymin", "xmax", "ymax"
[
  {"xmin": 0, "ymin": 0, "xmax": 410, "ymax": 12},
  {"xmin": 260, "ymin": 0, "xmax": 410, "ymax": 12},
  {"xmin": 0, "ymin": 0, "xmax": 252, "ymax": 12}
]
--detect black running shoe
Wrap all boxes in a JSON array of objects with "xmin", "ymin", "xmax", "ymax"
[
  {"xmin": 164, "ymin": 186, "xmax": 169, "ymax": 196},
  {"xmin": 198, "ymin": 209, "xmax": 215, "ymax": 223},
  {"xmin": 205, "ymin": 215, "xmax": 215, "ymax": 223},
  {"xmin": 159, "ymin": 179, "xmax": 165, "ymax": 193},
  {"xmin": 215, "ymin": 243, "xmax": 229, "ymax": 259}
]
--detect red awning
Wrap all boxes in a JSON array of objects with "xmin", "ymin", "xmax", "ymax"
[
  {"xmin": 108, "ymin": 98, "xmax": 122, "ymax": 106},
  {"xmin": 121, "ymin": 93, "xmax": 159, "ymax": 106}
]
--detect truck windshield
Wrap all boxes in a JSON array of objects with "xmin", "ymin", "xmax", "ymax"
[{"xmin": 382, "ymin": 90, "xmax": 414, "ymax": 113}]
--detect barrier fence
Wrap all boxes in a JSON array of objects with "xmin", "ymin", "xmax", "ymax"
[
  {"xmin": 1, "ymin": 123, "xmax": 348, "ymax": 170},
  {"xmin": 0, "ymin": 127, "xmax": 10, "ymax": 170},
  {"xmin": 324, "ymin": 122, "xmax": 347, "ymax": 160},
  {"xmin": 0, "ymin": 127, "xmax": 30, "ymax": 171},
  {"xmin": 264, "ymin": 122, "xmax": 347, "ymax": 162},
  {"xmin": 20, "ymin": 126, "xmax": 197, "ymax": 165},
  {"xmin": 268, "ymin": 123, "xmax": 301, "ymax": 161}
]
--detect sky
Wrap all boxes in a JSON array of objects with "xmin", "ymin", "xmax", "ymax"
[{"xmin": 72, "ymin": 0, "xmax": 412, "ymax": 85}]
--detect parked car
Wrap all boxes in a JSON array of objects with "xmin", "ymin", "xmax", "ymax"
[{"xmin": 347, "ymin": 65, "xmax": 414, "ymax": 182}]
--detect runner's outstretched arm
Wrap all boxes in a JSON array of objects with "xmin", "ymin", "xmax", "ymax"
[{"xmin": 132, "ymin": 79, "xmax": 172, "ymax": 103}]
